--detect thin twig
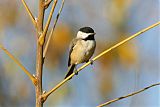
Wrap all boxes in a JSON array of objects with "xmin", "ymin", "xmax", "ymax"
[
  {"xmin": 0, "ymin": 45, "xmax": 37, "ymax": 85},
  {"xmin": 21, "ymin": 0, "xmax": 37, "ymax": 28},
  {"xmin": 43, "ymin": 0, "xmax": 65, "ymax": 58},
  {"xmin": 41, "ymin": 21, "xmax": 160, "ymax": 101},
  {"xmin": 97, "ymin": 82, "xmax": 160, "ymax": 107},
  {"xmin": 44, "ymin": 0, "xmax": 53, "ymax": 9},
  {"xmin": 38, "ymin": 0, "xmax": 58, "ymax": 45}
]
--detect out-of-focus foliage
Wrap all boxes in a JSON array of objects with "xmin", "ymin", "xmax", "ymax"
[
  {"xmin": 97, "ymin": 0, "xmax": 138, "ymax": 97},
  {"xmin": 0, "ymin": 0, "xmax": 159, "ymax": 106},
  {"xmin": 45, "ymin": 24, "xmax": 72, "ymax": 69},
  {"xmin": 117, "ymin": 42, "xmax": 138, "ymax": 67},
  {"xmin": 0, "ymin": 1, "xmax": 18, "ymax": 30},
  {"xmin": 106, "ymin": 0, "xmax": 132, "ymax": 27}
]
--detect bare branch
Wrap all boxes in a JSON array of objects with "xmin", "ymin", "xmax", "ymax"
[
  {"xmin": 43, "ymin": 0, "xmax": 65, "ymax": 58},
  {"xmin": 38, "ymin": 0, "xmax": 58, "ymax": 45},
  {"xmin": 97, "ymin": 82, "xmax": 160, "ymax": 107},
  {"xmin": 44, "ymin": 0, "xmax": 53, "ymax": 9},
  {"xmin": 35, "ymin": 0, "xmax": 46, "ymax": 106},
  {"xmin": 41, "ymin": 21, "xmax": 160, "ymax": 101},
  {"xmin": 0, "ymin": 45, "xmax": 37, "ymax": 85},
  {"xmin": 21, "ymin": 0, "xmax": 37, "ymax": 28}
]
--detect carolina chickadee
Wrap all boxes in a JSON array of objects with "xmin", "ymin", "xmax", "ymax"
[{"xmin": 65, "ymin": 27, "xmax": 96, "ymax": 79}]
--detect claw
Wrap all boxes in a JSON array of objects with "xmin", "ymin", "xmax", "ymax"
[
  {"xmin": 74, "ymin": 69, "xmax": 78, "ymax": 75},
  {"xmin": 90, "ymin": 59, "xmax": 94, "ymax": 65}
]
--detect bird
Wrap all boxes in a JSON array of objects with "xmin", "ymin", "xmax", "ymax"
[{"xmin": 64, "ymin": 27, "xmax": 96, "ymax": 79}]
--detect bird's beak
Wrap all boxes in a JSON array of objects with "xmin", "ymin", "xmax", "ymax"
[{"xmin": 92, "ymin": 33, "xmax": 96, "ymax": 35}]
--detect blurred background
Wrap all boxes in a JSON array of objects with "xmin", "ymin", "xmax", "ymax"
[{"xmin": 0, "ymin": 0, "xmax": 159, "ymax": 107}]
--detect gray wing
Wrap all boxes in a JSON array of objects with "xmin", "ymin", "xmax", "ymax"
[{"xmin": 68, "ymin": 39, "xmax": 78, "ymax": 66}]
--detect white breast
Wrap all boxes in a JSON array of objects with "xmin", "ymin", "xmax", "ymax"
[
  {"xmin": 71, "ymin": 39, "xmax": 96, "ymax": 64},
  {"xmin": 80, "ymin": 40, "xmax": 96, "ymax": 59},
  {"xmin": 82, "ymin": 40, "xmax": 96, "ymax": 52}
]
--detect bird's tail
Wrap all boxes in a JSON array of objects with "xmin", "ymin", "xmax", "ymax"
[{"xmin": 64, "ymin": 64, "xmax": 75, "ymax": 79}]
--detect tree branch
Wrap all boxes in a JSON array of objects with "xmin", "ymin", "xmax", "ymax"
[
  {"xmin": 38, "ymin": 0, "xmax": 58, "ymax": 45},
  {"xmin": 40, "ymin": 21, "xmax": 160, "ymax": 102},
  {"xmin": 44, "ymin": 0, "xmax": 53, "ymax": 9},
  {"xmin": 97, "ymin": 82, "xmax": 160, "ymax": 107},
  {"xmin": 21, "ymin": 0, "xmax": 37, "ymax": 28},
  {"xmin": 43, "ymin": 0, "xmax": 65, "ymax": 58},
  {"xmin": 0, "ymin": 45, "xmax": 37, "ymax": 85},
  {"xmin": 35, "ymin": 0, "xmax": 46, "ymax": 107}
]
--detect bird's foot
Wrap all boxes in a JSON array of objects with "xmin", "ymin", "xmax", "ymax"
[
  {"xmin": 74, "ymin": 69, "xmax": 78, "ymax": 75},
  {"xmin": 86, "ymin": 59, "xmax": 94, "ymax": 65},
  {"xmin": 89, "ymin": 59, "xmax": 94, "ymax": 65}
]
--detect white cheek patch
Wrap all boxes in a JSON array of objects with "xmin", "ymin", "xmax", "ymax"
[{"xmin": 77, "ymin": 31, "xmax": 91, "ymax": 39}]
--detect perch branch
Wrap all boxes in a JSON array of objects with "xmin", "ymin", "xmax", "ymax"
[
  {"xmin": 40, "ymin": 21, "xmax": 160, "ymax": 102},
  {"xmin": 21, "ymin": 0, "xmax": 37, "ymax": 28},
  {"xmin": 43, "ymin": 0, "xmax": 65, "ymax": 58},
  {"xmin": 0, "ymin": 45, "xmax": 37, "ymax": 85},
  {"xmin": 38, "ymin": 0, "xmax": 58, "ymax": 45},
  {"xmin": 97, "ymin": 82, "xmax": 160, "ymax": 107}
]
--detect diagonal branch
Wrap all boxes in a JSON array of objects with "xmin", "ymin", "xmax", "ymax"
[
  {"xmin": 97, "ymin": 82, "xmax": 160, "ymax": 107},
  {"xmin": 40, "ymin": 21, "xmax": 160, "ymax": 102},
  {"xmin": 21, "ymin": 0, "xmax": 37, "ymax": 28},
  {"xmin": 38, "ymin": 0, "xmax": 58, "ymax": 45},
  {"xmin": 0, "ymin": 45, "xmax": 37, "ymax": 85},
  {"xmin": 43, "ymin": 0, "xmax": 65, "ymax": 58}
]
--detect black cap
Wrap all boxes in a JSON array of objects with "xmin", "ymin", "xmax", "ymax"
[{"xmin": 79, "ymin": 27, "xmax": 94, "ymax": 33}]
